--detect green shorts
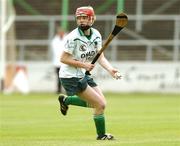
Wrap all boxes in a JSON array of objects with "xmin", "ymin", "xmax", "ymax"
[{"xmin": 60, "ymin": 75, "xmax": 97, "ymax": 96}]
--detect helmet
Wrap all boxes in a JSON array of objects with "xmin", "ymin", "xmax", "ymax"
[
  {"xmin": 75, "ymin": 6, "xmax": 96, "ymax": 26},
  {"xmin": 76, "ymin": 6, "xmax": 95, "ymax": 17}
]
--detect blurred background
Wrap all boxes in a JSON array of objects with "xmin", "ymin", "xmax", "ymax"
[{"xmin": 0, "ymin": 0, "xmax": 180, "ymax": 93}]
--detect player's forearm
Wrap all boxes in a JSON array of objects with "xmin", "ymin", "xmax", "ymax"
[
  {"xmin": 61, "ymin": 56, "xmax": 86, "ymax": 68},
  {"xmin": 98, "ymin": 54, "xmax": 113, "ymax": 72},
  {"xmin": 70, "ymin": 60, "xmax": 86, "ymax": 68}
]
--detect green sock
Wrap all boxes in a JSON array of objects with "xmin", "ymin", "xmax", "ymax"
[
  {"xmin": 64, "ymin": 95, "xmax": 90, "ymax": 107},
  {"xmin": 93, "ymin": 114, "xmax": 106, "ymax": 137}
]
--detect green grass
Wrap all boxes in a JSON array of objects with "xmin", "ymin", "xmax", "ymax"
[{"xmin": 0, "ymin": 92, "xmax": 180, "ymax": 146}]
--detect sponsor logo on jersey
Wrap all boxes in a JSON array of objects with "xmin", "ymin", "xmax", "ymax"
[
  {"xmin": 79, "ymin": 44, "xmax": 87, "ymax": 51},
  {"xmin": 81, "ymin": 50, "xmax": 97, "ymax": 60}
]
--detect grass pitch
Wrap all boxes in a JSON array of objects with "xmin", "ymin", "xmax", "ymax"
[{"xmin": 0, "ymin": 92, "xmax": 179, "ymax": 146}]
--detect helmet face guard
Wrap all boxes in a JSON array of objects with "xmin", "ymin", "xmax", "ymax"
[{"xmin": 75, "ymin": 6, "xmax": 96, "ymax": 30}]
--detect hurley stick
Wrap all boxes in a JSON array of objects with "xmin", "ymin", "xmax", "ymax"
[{"xmin": 85, "ymin": 13, "xmax": 128, "ymax": 75}]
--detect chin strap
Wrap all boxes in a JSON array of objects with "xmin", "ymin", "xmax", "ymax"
[{"xmin": 78, "ymin": 25, "xmax": 91, "ymax": 31}]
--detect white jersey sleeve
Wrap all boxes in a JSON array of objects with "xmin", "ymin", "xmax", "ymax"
[{"xmin": 64, "ymin": 38, "xmax": 76, "ymax": 54}]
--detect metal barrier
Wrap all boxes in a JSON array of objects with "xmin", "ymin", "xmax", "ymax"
[{"xmin": 11, "ymin": 15, "xmax": 180, "ymax": 61}]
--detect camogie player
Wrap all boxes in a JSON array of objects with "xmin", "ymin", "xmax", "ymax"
[{"xmin": 58, "ymin": 6, "xmax": 121, "ymax": 140}]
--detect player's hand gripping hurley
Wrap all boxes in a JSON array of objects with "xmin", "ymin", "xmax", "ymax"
[{"xmin": 85, "ymin": 13, "xmax": 128, "ymax": 75}]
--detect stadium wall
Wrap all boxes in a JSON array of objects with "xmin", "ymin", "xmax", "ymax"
[{"xmin": 13, "ymin": 62, "xmax": 180, "ymax": 93}]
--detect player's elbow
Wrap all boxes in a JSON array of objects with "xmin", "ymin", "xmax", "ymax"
[
  {"xmin": 60, "ymin": 52, "xmax": 67, "ymax": 64},
  {"xmin": 60, "ymin": 57, "xmax": 68, "ymax": 65},
  {"xmin": 61, "ymin": 55, "xmax": 73, "ymax": 66},
  {"xmin": 60, "ymin": 56, "xmax": 64, "ymax": 63}
]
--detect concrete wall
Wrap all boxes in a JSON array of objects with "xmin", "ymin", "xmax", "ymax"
[{"xmin": 12, "ymin": 61, "xmax": 180, "ymax": 93}]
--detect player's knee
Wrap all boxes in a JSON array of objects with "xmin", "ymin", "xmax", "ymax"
[{"xmin": 98, "ymin": 100, "xmax": 106, "ymax": 110}]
